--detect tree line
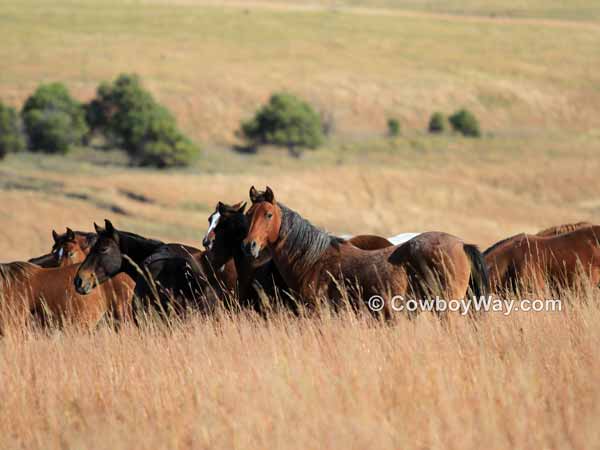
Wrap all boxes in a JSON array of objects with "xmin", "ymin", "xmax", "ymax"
[{"xmin": 0, "ymin": 74, "xmax": 481, "ymax": 168}]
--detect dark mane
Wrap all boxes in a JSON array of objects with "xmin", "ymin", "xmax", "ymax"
[
  {"xmin": 118, "ymin": 230, "xmax": 164, "ymax": 247},
  {"xmin": 278, "ymin": 203, "xmax": 342, "ymax": 276}
]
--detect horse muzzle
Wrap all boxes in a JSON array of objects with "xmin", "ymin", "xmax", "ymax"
[
  {"xmin": 74, "ymin": 275, "xmax": 94, "ymax": 295},
  {"xmin": 202, "ymin": 235, "xmax": 213, "ymax": 251},
  {"xmin": 242, "ymin": 240, "xmax": 261, "ymax": 259}
]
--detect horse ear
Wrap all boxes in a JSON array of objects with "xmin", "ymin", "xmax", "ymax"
[
  {"xmin": 94, "ymin": 222, "xmax": 104, "ymax": 234},
  {"xmin": 66, "ymin": 227, "xmax": 75, "ymax": 241},
  {"xmin": 264, "ymin": 186, "xmax": 274, "ymax": 204},
  {"xmin": 236, "ymin": 201, "xmax": 247, "ymax": 213},
  {"xmin": 104, "ymin": 219, "xmax": 115, "ymax": 234},
  {"xmin": 217, "ymin": 201, "xmax": 226, "ymax": 214},
  {"xmin": 249, "ymin": 186, "xmax": 259, "ymax": 203},
  {"xmin": 52, "ymin": 229, "xmax": 59, "ymax": 242}
]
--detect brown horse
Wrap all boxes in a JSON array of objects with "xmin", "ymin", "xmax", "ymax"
[
  {"xmin": 0, "ymin": 261, "xmax": 134, "ymax": 331},
  {"xmin": 536, "ymin": 222, "xmax": 592, "ymax": 237},
  {"xmin": 26, "ymin": 227, "xmax": 135, "ymax": 323},
  {"xmin": 240, "ymin": 187, "xmax": 489, "ymax": 311},
  {"xmin": 484, "ymin": 224, "xmax": 600, "ymax": 293},
  {"xmin": 202, "ymin": 203, "xmax": 408, "ymax": 312},
  {"xmin": 29, "ymin": 228, "xmax": 97, "ymax": 268}
]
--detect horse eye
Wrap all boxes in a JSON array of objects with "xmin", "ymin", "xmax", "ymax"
[
  {"xmin": 266, "ymin": 212, "xmax": 273, "ymax": 219},
  {"xmin": 99, "ymin": 247, "xmax": 110, "ymax": 254}
]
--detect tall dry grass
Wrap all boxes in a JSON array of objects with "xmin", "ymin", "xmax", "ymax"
[{"xmin": 1, "ymin": 286, "xmax": 599, "ymax": 449}]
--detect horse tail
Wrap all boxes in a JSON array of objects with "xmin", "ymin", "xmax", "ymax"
[{"xmin": 463, "ymin": 244, "xmax": 490, "ymax": 300}]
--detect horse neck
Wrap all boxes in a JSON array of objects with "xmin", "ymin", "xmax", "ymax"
[
  {"xmin": 28, "ymin": 252, "xmax": 58, "ymax": 268},
  {"xmin": 232, "ymin": 247, "xmax": 259, "ymax": 294},
  {"xmin": 268, "ymin": 204, "xmax": 335, "ymax": 292}
]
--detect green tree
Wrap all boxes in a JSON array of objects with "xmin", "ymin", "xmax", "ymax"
[
  {"xmin": 86, "ymin": 74, "xmax": 199, "ymax": 168},
  {"xmin": 387, "ymin": 118, "xmax": 400, "ymax": 137},
  {"xmin": 241, "ymin": 92, "xmax": 323, "ymax": 155},
  {"xmin": 449, "ymin": 109, "xmax": 481, "ymax": 137},
  {"xmin": 21, "ymin": 83, "xmax": 88, "ymax": 153},
  {"xmin": 428, "ymin": 112, "xmax": 446, "ymax": 134},
  {"xmin": 0, "ymin": 102, "xmax": 26, "ymax": 159}
]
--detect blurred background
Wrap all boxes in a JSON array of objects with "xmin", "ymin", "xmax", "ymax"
[{"xmin": 1, "ymin": 0, "xmax": 599, "ymax": 260}]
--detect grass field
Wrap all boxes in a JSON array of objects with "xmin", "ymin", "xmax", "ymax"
[
  {"xmin": 1, "ymin": 0, "xmax": 600, "ymax": 143},
  {"xmin": 1, "ymin": 1, "xmax": 600, "ymax": 449}
]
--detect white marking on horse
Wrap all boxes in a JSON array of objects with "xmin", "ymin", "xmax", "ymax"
[
  {"xmin": 388, "ymin": 233, "xmax": 421, "ymax": 246},
  {"xmin": 203, "ymin": 211, "xmax": 221, "ymax": 247}
]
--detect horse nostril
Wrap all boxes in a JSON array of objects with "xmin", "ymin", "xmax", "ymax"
[
  {"xmin": 75, "ymin": 277, "xmax": 81, "ymax": 289},
  {"xmin": 251, "ymin": 241, "xmax": 257, "ymax": 250}
]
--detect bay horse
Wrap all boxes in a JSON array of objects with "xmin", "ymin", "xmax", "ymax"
[
  {"xmin": 0, "ymin": 261, "xmax": 134, "ymax": 332},
  {"xmin": 484, "ymin": 224, "xmax": 600, "ymax": 293},
  {"xmin": 74, "ymin": 220, "xmax": 236, "ymax": 322},
  {"xmin": 202, "ymin": 203, "xmax": 416, "ymax": 312},
  {"xmin": 240, "ymin": 187, "xmax": 489, "ymax": 312}
]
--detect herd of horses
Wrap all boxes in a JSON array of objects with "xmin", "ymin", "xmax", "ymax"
[{"xmin": 1, "ymin": 185, "xmax": 599, "ymax": 330}]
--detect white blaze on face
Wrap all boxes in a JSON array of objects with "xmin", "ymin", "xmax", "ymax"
[
  {"xmin": 204, "ymin": 211, "xmax": 221, "ymax": 244},
  {"xmin": 56, "ymin": 247, "xmax": 64, "ymax": 261}
]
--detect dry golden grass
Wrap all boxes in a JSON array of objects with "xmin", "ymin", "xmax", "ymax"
[
  {"xmin": 0, "ymin": 294, "xmax": 599, "ymax": 450},
  {"xmin": 2, "ymin": 1, "xmax": 600, "ymax": 448}
]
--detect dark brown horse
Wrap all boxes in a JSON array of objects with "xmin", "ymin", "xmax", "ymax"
[
  {"xmin": 0, "ymin": 261, "xmax": 134, "ymax": 331},
  {"xmin": 74, "ymin": 220, "xmax": 236, "ymax": 321},
  {"xmin": 484, "ymin": 224, "xmax": 600, "ymax": 293},
  {"xmin": 203, "ymin": 201, "xmax": 289, "ymax": 312},
  {"xmin": 240, "ymin": 187, "xmax": 489, "ymax": 311}
]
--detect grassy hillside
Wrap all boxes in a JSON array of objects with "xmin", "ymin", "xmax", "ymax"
[
  {"xmin": 2, "ymin": 2, "xmax": 600, "ymax": 449},
  {"xmin": 1, "ymin": 0, "xmax": 599, "ymax": 144},
  {"xmin": 226, "ymin": 0, "xmax": 600, "ymax": 21}
]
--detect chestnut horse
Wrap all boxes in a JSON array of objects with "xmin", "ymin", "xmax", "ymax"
[
  {"xmin": 240, "ymin": 187, "xmax": 489, "ymax": 311},
  {"xmin": 29, "ymin": 228, "xmax": 96, "ymax": 268},
  {"xmin": 0, "ymin": 261, "xmax": 134, "ymax": 331},
  {"xmin": 484, "ymin": 223, "xmax": 600, "ymax": 293},
  {"xmin": 536, "ymin": 222, "xmax": 592, "ymax": 237},
  {"xmin": 202, "ymin": 204, "xmax": 420, "ymax": 312},
  {"xmin": 24, "ymin": 228, "xmax": 134, "ymax": 325},
  {"xmin": 75, "ymin": 220, "xmax": 236, "ymax": 322}
]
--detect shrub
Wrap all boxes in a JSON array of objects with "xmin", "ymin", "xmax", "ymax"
[
  {"xmin": 86, "ymin": 74, "xmax": 199, "ymax": 168},
  {"xmin": 387, "ymin": 118, "xmax": 400, "ymax": 137},
  {"xmin": 0, "ymin": 102, "xmax": 26, "ymax": 159},
  {"xmin": 21, "ymin": 83, "xmax": 88, "ymax": 153},
  {"xmin": 241, "ymin": 92, "xmax": 323, "ymax": 154},
  {"xmin": 449, "ymin": 109, "xmax": 481, "ymax": 137},
  {"xmin": 428, "ymin": 112, "xmax": 446, "ymax": 134}
]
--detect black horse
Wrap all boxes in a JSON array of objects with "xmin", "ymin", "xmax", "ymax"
[
  {"xmin": 202, "ymin": 201, "xmax": 291, "ymax": 314},
  {"xmin": 74, "ymin": 220, "xmax": 236, "ymax": 322}
]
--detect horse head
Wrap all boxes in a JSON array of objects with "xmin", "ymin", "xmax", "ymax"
[
  {"xmin": 243, "ymin": 186, "xmax": 281, "ymax": 263},
  {"xmin": 74, "ymin": 219, "xmax": 122, "ymax": 295},
  {"xmin": 203, "ymin": 201, "xmax": 248, "ymax": 267}
]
